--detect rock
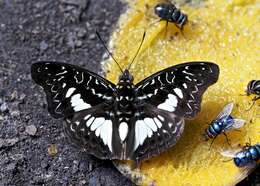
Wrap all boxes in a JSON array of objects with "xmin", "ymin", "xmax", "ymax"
[
  {"xmin": 10, "ymin": 90, "xmax": 18, "ymax": 101},
  {"xmin": 6, "ymin": 162, "xmax": 17, "ymax": 172},
  {"xmin": 48, "ymin": 144, "xmax": 58, "ymax": 156},
  {"xmin": 72, "ymin": 160, "xmax": 79, "ymax": 174},
  {"xmin": 11, "ymin": 110, "xmax": 20, "ymax": 117},
  {"xmin": 40, "ymin": 40, "xmax": 48, "ymax": 52},
  {"xmin": 67, "ymin": 32, "xmax": 77, "ymax": 48},
  {"xmin": 89, "ymin": 176, "xmax": 99, "ymax": 186},
  {"xmin": 89, "ymin": 33, "xmax": 95, "ymax": 40},
  {"xmin": 0, "ymin": 138, "xmax": 19, "ymax": 148},
  {"xmin": 77, "ymin": 27, "xmax": 87, "ymax": 38},
  {"xmin": 0, "ymin": 102, "xmax": 9, "ymax": 113},
  {"xmin": 41, "ymin": 159, "xmax": 49, "ymax": 169},
  {"xmin": 61, "ymin": 0, "xmax": 89, "ymax": 9},
  {"xmin": 25, "ymin": 125, "xmax": 37, "ymax": 136},
  {"xmin": 19, "ymin": 93, "xmax": 26, "ymax": 102}
]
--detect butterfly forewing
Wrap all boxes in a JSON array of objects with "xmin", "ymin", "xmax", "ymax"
[
  {"xmin": 31, "ymin": 62, "xmax": 116, "ymax": 118},
  {"xmin": 135, "ymin": 62, "xmax": 219, "ymax": 118}
]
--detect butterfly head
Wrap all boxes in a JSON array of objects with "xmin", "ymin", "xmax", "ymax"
[{"xmin": 118, "ymin": 69, "xmax": 134, "ymax": 84}]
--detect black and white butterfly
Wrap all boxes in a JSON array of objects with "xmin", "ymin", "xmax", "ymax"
[{"xmin": 31, "ymin": 61, "xmax": 219, "ymax": 163}]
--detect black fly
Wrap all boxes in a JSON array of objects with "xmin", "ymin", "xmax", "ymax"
[
  {"xmin": 245, "ymin": 80, "xmax": 260, "ymax": 110},
  {"xmin": 154, "ymin": 2, "xmax": 188, "ymax": 30}
]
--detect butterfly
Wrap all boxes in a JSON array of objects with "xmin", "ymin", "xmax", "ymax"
[{"xmin": 31, "ymin": 61, "xmax": 219, "ymax": 163}]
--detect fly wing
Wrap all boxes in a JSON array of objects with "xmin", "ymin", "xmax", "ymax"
[
  {"xmin": 215, "ymin": 102, "xmax": 234, "ymax": 120},
  {"xmin": 231, "ymin": 119, "xmax": 246, "ymax": 129}
]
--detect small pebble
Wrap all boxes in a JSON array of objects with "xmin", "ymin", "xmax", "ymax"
[
  {"xmin": 11, "ymin": 110, "xmax": 20, "ymax": 117},
  {"xmin": 48, "ymin": 144, "xmax": 58, "ymax": 156},
  {"xmin": 40, "ymin": 40, "xmax": 48, "ymax": 52},
  {"xmin": 10, "ymin": 91, "xmax": 18, "ymax": 101},
  {"xmin": 77, "ymin": 28, "xmax": 87, "ymax": 38},
  {"xmin": 0, "ymin": 102, "xmax": 9, "ymax": 113},
  {"xmin": 89, "ymin": 33, "xmax": 95, "ymax": 40},
  {"xmin": 0, "ymin": 138, "xmax": 19, "ymax": 148},
  {"xmin": 25, "ymin": 125, "xmax": 37, "ymax": 136}
]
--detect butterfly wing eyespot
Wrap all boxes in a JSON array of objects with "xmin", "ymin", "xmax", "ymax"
[
  {"xmin": 135, "ymin": 62, "xmax": 219, "ymax": 118},
  {"xmin": 31, "ymin": 61, "xmax": 116, "ymax": 118}
]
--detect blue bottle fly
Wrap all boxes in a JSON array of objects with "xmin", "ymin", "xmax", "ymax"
[
  {"xmin": 222, "ymin": 143, "xmax": 260, "ymax": 167},
  {"xmin": 203, "ymin": 103, "xmax": 245, "ymax": 147},
  {"xmin": 234, "ymin": 143, "xmax": 260, "ymax": 167}
]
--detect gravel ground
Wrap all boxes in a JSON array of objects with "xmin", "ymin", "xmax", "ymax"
[
  {"xmin": 0, "ymin": 0, "xmax": 134, "ymax": 185},
  {"xmin": 0, "ymin": 0, "xmax": 259, "ymax": 185}
]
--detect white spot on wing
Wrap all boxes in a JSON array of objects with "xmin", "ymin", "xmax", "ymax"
[
  {"xmin": 99, "ymin": 120, "xmax": 113, "ymax": 152},
  {"xmin": 154, "ymin": 118, "xmax": 162, "ymax": 128},
  {"xmin": 56, "ymin": 70, "xmax": 67, "ymax": 76},
  {"xmin": 84, "ymin": 114, "xmax": 91, "ymax": 120},
  {"xmin": 71, "ymin": 94, "xmax": 91, "ymax": 111},
  {"xmin": 185, "ymin": 76, "xmax": 192, "ymax": 81},
  {"xmin": 174, "ymin": 88, "xmax": 183, "ymax": 98},
  {"xmin": 119, "ymin": 122, "xmax": 128, "ymax": 141},
  {"xmin": 74, "ymin": 72, "xmax": 84, "ymax": 84},
  {"xmin": 70, "ymin": 124, "xmax": 75, "ymax": 132},
  {"xmin": 158, "ymin": 102, "xmax": 175, "ymax": 112},
  {"xmin": 90, "ymin": 117, "xmax": 105, "ymax": 131},
  {"xmin": 144, "ymin": 118, "xmax": 157, "ymax": 132},
  {"xmin": 66, "ymin": 88, "xmax": 76, "ymax": 98},
  {"xmin": 183, "ymin": 83, "xmax": 187, "ymax": 89},
  {"xmin": 157, "ymin": 94, "xmax": 178, "ymax": 112},
  {"xmin": 134, "ymin": 120, "xmax": 153, "ymax": 150},
  {"xmin": 86, "ymin": 117, "xmax": 94, "ymax": 127},
  {"xmin": 183, "ymin": 70, "xmax": 194, "ymax": 76}
]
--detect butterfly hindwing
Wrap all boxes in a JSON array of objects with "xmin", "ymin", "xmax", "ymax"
[
  {"xmin": 127, "ymin": 105, "xmax": 185, "ymax": 162},
  {"xmin": 31, "ymin": 62, "xmax": 116, "ymax": 118},
  {"xmin": 135, "ymin": 62, "xmax": 219, "ymax": 118},
  {"xmin": 63, "ymin": 104, "xmax": 123, "ymax": 159}
]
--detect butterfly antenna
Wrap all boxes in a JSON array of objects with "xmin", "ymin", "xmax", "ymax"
[
  {"xmin": 127, "ymin": 31, "xmax": 146, "ymax": 70},
  {"xmin": 95, "ymin": 31, "xmax": 123, "ymax": 73}
]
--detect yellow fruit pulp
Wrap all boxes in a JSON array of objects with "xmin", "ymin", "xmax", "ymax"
[{"xmin": 103, "ymin": 0, "xmax": 260, "ymax": 185}]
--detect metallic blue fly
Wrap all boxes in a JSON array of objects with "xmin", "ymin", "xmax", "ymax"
[
  {"xmin": 222, "ymin": 143, "xmax": 260, "ymax": 167},
  {"xmin": 204, "ymin": 103, "xmax": 246, "ymax": 148}
]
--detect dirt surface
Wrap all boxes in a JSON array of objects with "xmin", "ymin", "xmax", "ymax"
[
  {"xmin": 0, "ymin": 0, "xmax": 259, "ymax": 185},
  {"xmin": 0, "ymin": 0, "xmax": 135, "ymax": 185}
]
